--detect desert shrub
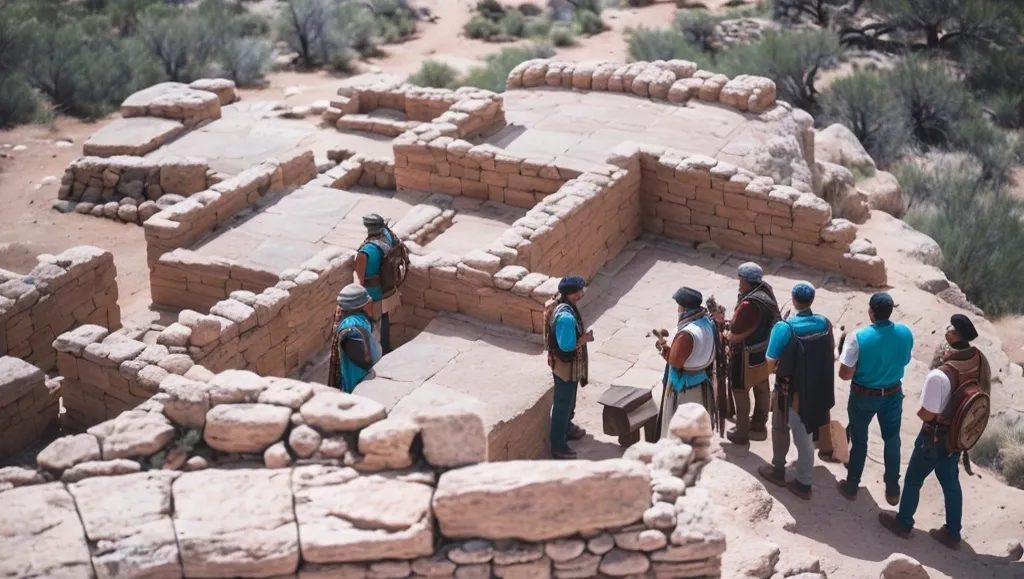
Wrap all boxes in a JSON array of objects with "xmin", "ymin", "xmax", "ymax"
[
  {"xmin": 575, "ymin": 9, "xmax": 604, "ymax": 35},
  {"xmin": 573, "ymin": 0, "xmax": 604, "ymax": 14},
  {"xmin": 872, "ymin": 0, "xmax": 1022, "ymax": 52},
  {"xmin": 971, "ymin": 413, "xmax": 1024, "ymax": 488},
  {"xmin": 716, "ymin": 29, "xmax": 841, "ymax": 114},
  {"xmin": 370, "ymin": 0, "xmax": 417, "ymax": 44},
  {"xmin": 524, "ymin": 17, "xmax": 553, "ymax": 38},
  {"xmin": 462, "ymin": 43, "xmax": 555, "ymax": 92},
  {"xmin": 136, "ymin": 7, "xmax": 221, "ymax": 82},
  {"xmin": 903, "ymin": 158, "xmax": 1024, "ymax": 315},
  {"xmin": 477, "ymin": 0, "xmax": 506, "ymax": 20},
  {"xmin": 216, "ymin": 36, "xmax": 273, "ymax": 86},
  {"xmin": 519, "ymin": 2, "xmax": 544, "ymax": 17},
  {"xmin": 674, "ymin": 9, "xmax": 722, "ymax": 54},
  {"xmin": 277, "ymin": 0, "xmax": 375, "ymax": 68},
  {"xmin": 625, "ymin": 26, "xmax": 711, "ymax": 65},
  {"xmin": 336, "ymin": 2, "xmax": 378, "ymax": 56},
  {"xmin": 502, "ymin": 8, "xmax": 527, "ymax": 37},
  {"xmin": 549, "ymin": 24, "xmax": 577, "ymax": 46},
  {"xmin": 0, "ymin": 73, "xmax": 38, "ymax": 128},
  {"xmin": 465, "ymin": 13, "xmax": 502, "ymax": 39},
  {"xmin": 772, "ymin": 0, "xmax": 847, "ymax": 26},
  {"xmin": 949, "ymin": 116, "xmax": 1020, "ymax": 185},
  {"xmin": 963, "ymin": 46, "xmax": 1024, "ymax": 129},
  {"xmin": 819, "ymin": 70, "xmax": 910, "ymax": 168},
  {"xmin": 885, "ymin": 56, "xmax": 974, "ymax": 150},
  {"xmin": 408, "ymin": 59, "xmax": 461, "ymax": 89}
]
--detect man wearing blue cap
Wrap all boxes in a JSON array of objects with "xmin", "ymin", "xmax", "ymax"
[
  {"xmin": 355, "ymin": 213, "xmax": 407, "ymax": 355},
  {"xmin": 544, "ymin": 275, "xmax": 594, "ymax": 460},
  {"xmin": 328, "ymin": 283, "xmax": 383, "ymax": 393},
  {"xmin": 758, "ymin": 282, "xmax": 835, "ymax": 499},
  {"xmin": 725, "ymin": 262, "xmax": 780, "ymax": 445},
  {"xmin": 837, "ymin": 292, "xmax": 914, "ymax": 504}
]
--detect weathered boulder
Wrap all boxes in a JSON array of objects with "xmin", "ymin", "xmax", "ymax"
[
  {"xmin": 289, "ymin": 424, "xmax": 323, "ymax": 459},
  {"xmin": 0, "ymin": 483, "xmax": 93, "ymax": 578},
  {"xmin": 669, "ymin": 403, "xmax": 712, "ymax": 442},
  {"xmin": 357, "ymin": 416, "xmax": 419, "ymax": 470},
  {"xmin": 36, "ymin": 433, "xmax": 101, "ymax": 472},
  {"xmin": 857, "ymin": 170, "xmax": 904, "ymax": 217},
  {"xmin": 160, "ymin": 375, "xmax": 211, "ymax": 429},
  {"xmin": 204, "ymin": 403, "xmax": 291, "ymax": 453},
  {"xmin": 815, "ymin": 124, "xmax": 876, "ymax": 173},
  {"xmin": 433, "ymin": 459, "xmax": 651, "ymax": 541},
  {"xmin": 69, "ymin": 471, "xmax": 182, "ymax": 579},
  {"xmin": 300, "ymin": 391, "xmax": 386, "ymax": 432},
  {"xmin": 173, "ymin": 469, "xmax": 299, "ymax": 577},
  {"xmin": 818, "ymin": 161, "xmax": 870, "ymax": 224},
  {"xmin": 723, "ymin": 539, "xmax": 780, "ymax": 579},
  {"xmin": 208, "ymin": 369, "xmax": 266, "ymax": 405},
  {"xmin": 292, "ymin": 466, "xmax": 434, "ymax": 563},
  {"xmin": 880, "ymin": 553, "xmax": 929, "ymax": 579},
  {"xmin": 87, "ymin": 411, "xmax": 175, "ymax": 460},
  {"xmin": 599, "ymin": 548, "xmax": 650, "ymax": 576},
  {"xmin": 62, "ymin": 459, "xmax": 141, "ymax": 483},
  {"xmin": 409, "ymin": 402, "xmax": 487, "ymax": 468}
]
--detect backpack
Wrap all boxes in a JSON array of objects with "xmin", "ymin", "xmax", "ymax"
[
  {"xmin": 938, "ymin": 362, "xmax": 991, "ymax": 454},
  {"xmin": 365, "ymin": 227, "xmax": 410, "ymax": 297}
]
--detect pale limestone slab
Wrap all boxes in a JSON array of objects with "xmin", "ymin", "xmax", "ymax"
[
  {"xmin": 83, "ymin": 117, "xmax": 185, "ymax": 157},
  {"xmin": 0, "ymin": 482, "xmax": 93, "ymax": 578}
]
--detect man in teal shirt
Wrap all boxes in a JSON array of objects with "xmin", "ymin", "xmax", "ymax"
[
  {"xmin": 759, "ymin": 282, "xmax": 834, "ymax": 500},
  {"xmin": 355, "ymin": 214, "xmax": 400, "ymax": 354},
  {"xmin": 837, "ymin": 292, "xmax": 914, "ymax": 504},
  {"xmin": 328, "ymin": 284, "xmax": 383, "ymax": 393},
  {"xmin": 545, "ymin": 275, "xmax": 594, "ymax": 460}
]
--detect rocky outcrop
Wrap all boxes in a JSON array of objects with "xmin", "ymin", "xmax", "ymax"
[{"xmin": 816, "ymin": 123, "xmax": 876, "ymax": 173}]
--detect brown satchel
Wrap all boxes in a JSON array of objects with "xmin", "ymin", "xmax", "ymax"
[{"xmin": 742, "ymin": 340, "xmax": 773, "ymax": 389}]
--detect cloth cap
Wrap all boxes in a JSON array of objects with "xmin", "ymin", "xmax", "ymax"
[
  {"xmin": 792, "ymin": 282, "xmax": 816, "ymax": 303},
  {"xmin": 673, "ymin": 287, "xmax": 703, "ymax": 309},
  {"xmin": 558, "ymin": 275, "xmax": 586, "ymax": 295},
  {"xmin": 737, "ymin": 262, "xmax": 763, "ymax": 282},
  {"xmin": 950, "ymin": 314, "xmax": 978, "ymax": 342},
  {"xmin": 869, "ymin": 292, "xmax": 894, "ymax": 312},
  {"xmin": 362, "ymin": 213, "xmax": 385, "ymax": 232},
  {"xmin": 337, "ymin": 283, "xmax": 372, "ymax": 310}
]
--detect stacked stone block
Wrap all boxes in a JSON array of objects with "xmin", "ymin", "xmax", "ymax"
[
  {"xmin": 57, "ymin": 155, "xmax": 210, "ymax": 223},
  {"xmin": 6, "ymin": 362, "xmax": 725, "ymax": 579},
  {"xmin": 119, "ymin": 80, "xmax": 231, "ymax": 128},
  {"xmin": 0, "ymin": 246, "xmax": 120, "ymax": 371},
  {"xmin": 506, "ymin": 58, "xmax": 777, "ymax": 114},
  {"xmin": 615, "ymin": 143, "xmax": 887, "ymax": 286},
  {"xmin": 0, "ymin": 357, "xmax": 57, "ymax": 460}
]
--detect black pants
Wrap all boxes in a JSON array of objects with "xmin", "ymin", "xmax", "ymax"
[{"xmin": 380, "ymin": 312, "xmax": 391, "ymax": 355}]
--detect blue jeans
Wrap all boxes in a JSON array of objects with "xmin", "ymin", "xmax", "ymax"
[
  {"xmin": 846, "ymin": 390, "xmax": 904, "ymax": 495},
  {"xmin": 380, "ymin": 312, "xmax": 391, "ymax": 355},
  {"xmin": 897, "ymin": 432, "xmax": 963, "ymax": 540},
  {"xmin": 550, "ymin": 375, "xmax": 578, "ymax": 453}
]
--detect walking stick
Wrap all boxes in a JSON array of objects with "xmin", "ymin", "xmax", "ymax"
[{"xmin": 706, "ymin": 296, "xmax": 730, "ymax": 434}]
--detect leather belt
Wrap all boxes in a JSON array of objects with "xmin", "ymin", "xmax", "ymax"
[{"xmin": 852, "ymin": 383, "xmax": 902, "ymax": 397}]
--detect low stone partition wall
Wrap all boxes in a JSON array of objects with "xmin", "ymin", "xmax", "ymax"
[
  {"xmin": 0, "ymin": 357, "xmax": 57, "ymax": 461},
  {"xmin": 120, "ymin": 79, "xmax": 236, "ymax": 128},
  {"xmin": 0, "ymin": 246, "xmax": 120, "ymax": 371},
  {"xmin": 56, "ymin": 155, "xmax": 211, "ymax": 223},
  {"xmin": 616, "ymin": 143, "xmax": 887, "ymax": 286},
  {"xmin": 149, "ymin": 248, "xmax": 356, "ymax": 377},
  {"xmin": 3, "ymin": 360, "xmax": 725, "ymax": 579}
]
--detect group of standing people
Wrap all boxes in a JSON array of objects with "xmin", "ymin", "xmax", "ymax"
[{"xmin": 544, "ymin": 262, "xmax": 992, "ymax": 550}]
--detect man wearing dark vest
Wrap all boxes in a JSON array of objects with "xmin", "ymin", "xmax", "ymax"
[
  {"xmin": 355, "ymin": 213, "xmax": 401, "ymax": 355},
  {"xmin": 544, "ymin": 275, "xmax": 593, "ymax": 460},
  {"xmin": 656, "ymin": 287, "xmax": 719, "ymax": 437},
  {"xmin": 758, "ymin": 282, "xmax": 835, "ymax": 499},
  {"xmin": 327, "ymin": 284, "xmax": 383, "ymax": 394},
  {"xmin": 879, "ymin": 314, "xmax": 990, "ymax": 550},
  {"xmin": 725, "ymin": 262, "xmax": 780, "ymax": 446},
  {"xmin": 837, "ymin": 292, "xmax": 914, "ymax": 504}
]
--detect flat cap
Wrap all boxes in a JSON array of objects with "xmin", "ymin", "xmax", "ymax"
[
  {"xmin": 950, "ymin": 314, "xmax": 978, "ymax": 342},
  {"xmin": 737, "ymin": 262, "xmax": 763, "ymax": 282}
]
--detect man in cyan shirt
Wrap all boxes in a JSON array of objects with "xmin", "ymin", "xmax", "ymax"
[
  {"xmin": 837, "ymin": 292, "xmax": 914, "ymax": 504},
  {"xmin": 758, "ymin": 282, "xmax": 834, "ymax": 500},
  {"xmin": 879, "ymin": 314, "xmax": 989, "ymax": 551},
  {"xmin": 545, "ymin": 275, "xmax": 594, "ymax": 460}
]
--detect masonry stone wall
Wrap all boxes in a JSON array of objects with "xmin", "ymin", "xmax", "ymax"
[
  {"xmin": 3, "ymin": 363, "xmax": 725, "ymax": 579},
  {"xmin": 0, "ymin": 246, "xmax": 120, "ymax": 371},
  {"xmin": 58, "ymin": 156, "xmax": 210, "ymax": 210},
  {"xmin": 0, "ymin": 357, "xmax": 57, "ymax": 460}
]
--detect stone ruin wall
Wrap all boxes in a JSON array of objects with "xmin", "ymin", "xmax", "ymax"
[
  {"xmin": 0, "ymin": 246, "xmax": 121, "ymax": 371},
  {"xmin": 2, "ymin": 361, "xmax": 725, "ymax": 579},
  {"xmin": 0, "ymin": 357, "xmax": 58, "ymax": 461}
]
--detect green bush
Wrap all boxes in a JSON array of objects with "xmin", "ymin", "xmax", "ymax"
[
  {"xmin": 408, "ymin": 59, "xmax": 461, "ymax": 89},
  {"xmin": 524, "ymin": 17, "xmax": 553, "ymax": 38},
  {"xmin": 217, "ymin": 37, "xmax": 273, "ymax": 86},
  {"xmin": 715, "ymin": 29, "xmax": 841, "ymax": 114},
  {"xmin": 0, "ymin": 73, "xmax": 38, "ymax": 129},
  {"xmin": 819, "ymin": 70, "xmax": 910, "ymax": 168},
  {"xmin": 502, "ymin": 8, "xmax": 527, "ymax": 37},
  {"xmin": 476, "ymin": 0, "xmax": 506, "ymax": 20},
  {"xmin": 772, "ymin": 0, "xmax": 846, "ymax": 26},
  {"xmin": 902, "ymin": 158, "xmax": 1024, "ymax": 316},
  {"xmin": 885, "ymin": 56, "xmax": 974, "ymax": 150},
  {"xmin": 674, "ymin": 9, "xmax": 721, "ymax": 54},
  {"xmin": 950, "ymin": 117, "xmax": 1020, "ymax": 185},
  {"xmin": 575, "ymin": 9, "xmax": 604, "ymax": 36},
  {"xmin": 277, "ymin": 0, "xmax": 375, "ymax": 68},
  {"xmin": 625, "ymin": 26, "xmax": 711, "ymax": 65},
  {"xmin": 963, "ymin": 46, "xmax": 1024, "ymax": 129},
  {"xmin": 518, "ymin": 2, "xmax": 544, "ymax": 17},
  {"xmin": 465, "ymin": 13, "xmax": 502, "ymax": 39},
  {"xmin": 971, "ymin": 413, "xmax": 1024, "ymax": 488},
  {"xmin": 549, "ymin": 24, "xmax": 577, "ymax": 46},
  {"xmin": 462, "ymin": 43, "xmax": 555, "ymax": 92},
  {"xmin": 573, "ymin": 0, "xmax": 604, "ymax": 14}
]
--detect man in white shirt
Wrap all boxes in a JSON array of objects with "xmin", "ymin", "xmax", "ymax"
[{"xmin": 878, "ymin": 314, "xmax": 989, "ymax": 551}]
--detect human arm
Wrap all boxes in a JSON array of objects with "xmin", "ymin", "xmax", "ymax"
[
  {"xmin": 554, "ymin": 313, "xmax": 581, "ymax": 352},
  {"xmin": 917, "ymin": 369, "xmax": 950, "ymax": 422},
  {"xmin": 354, "ymin": 250, "xmax": 369, "ymax": 286},
  {"xmin": 727, "ymin": 301, "xmax": 761, "ymax": 343},
  {"xmin": 764, "ymin": 321, "xmax": 792, "ymax": 369},
  {"xmin": 837, "ymin": 333, "xmax": 859, "ymax": 381},
  {"xmin": 341, "ymin": 333, "xmax": 372, "ymax": 370},
  {"xmin": 667, "ymin": 332, "xmax": 695, "ymax": 369}
]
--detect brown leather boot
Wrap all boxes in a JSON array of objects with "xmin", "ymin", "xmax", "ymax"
[
  {"xmin": 757, "ymin": 465, "xmax": 786, "ymax": 488},
  {"xmin": 929, "ymin": 526, "xmax": 962, "ymax": 550},
  {"xmin": 879, "ymin": 512, "xmax": 911, "ymax": 539},
  {"xmin": 730, "ymin": 389, "xmax": 751, "ymax": 445}
]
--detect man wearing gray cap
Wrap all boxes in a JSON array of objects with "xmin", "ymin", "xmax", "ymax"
[
  {"xmin": 355, "ymin": 213, "xmax": 408, "ymax": 355},
  {"xmin": 328, "ymin": 283, "xmax": 383, "ymax": 393},
  {"xmin": 724, "ymin": 261, "xmax": 780, "ymax": 446}
]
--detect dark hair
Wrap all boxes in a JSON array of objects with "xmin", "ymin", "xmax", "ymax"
[
  {"xmin": 871, "ymin": 304, "xmax": 893, "ymax": 321},
  {"xmin": 794, "ymin": 295, "xmax": 814, "ymax": 308}
]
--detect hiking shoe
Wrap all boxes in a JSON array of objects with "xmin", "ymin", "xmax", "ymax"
[
  {"xmin": 886, "ymin": 493, "xmax": 901, "ymax": 506},
  {"xmin": 878, "ymin": 512, "xmax": 911, "ymax": 539},
  {"xmin": 837, "ymin": 479, "xmax": 858, "ymax": 501},
  {"xmin": 749, "ymin": 429, "xmax": 768, "ymax": 442},
  {"xmin": 726, "ymin": 429, "xmax": 749, "ymax": 446},
  {"xmin": 817, "ymin": 450, "xmax": 841, "ymax": 464},
  {"xmin": 567, "ymin": 423, "xmax": 586, "ymax": 441},
  {"xmin": 552, "ymin": 448, "xmax": 577, "ymax": 460},
  {"xmin": 928, "ymin": 526, "xmax": 962, "ymax": 550},
  {"xmin": 787, "ymin": 480, "xmax": 812, "ymax": 500},
  {"xmin": 757, "ymin": 465, "xmax": 787, "ymax": 488}
]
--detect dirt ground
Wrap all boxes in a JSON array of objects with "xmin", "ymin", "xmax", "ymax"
[{"xmin": 1, "ymin": 2, "xmax": 1022, "ymax": 577}]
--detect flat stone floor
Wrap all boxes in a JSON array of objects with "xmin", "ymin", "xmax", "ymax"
[
  {"xmin": 421, "ymin": 197, "xmax": 527, "ymax": 256},
  {"xmin": 146, "ymin": 101, "xmax": 394, "ymax": 175},
  {"xmin": 493, "ymin": 88, "xmax": 792, "ymax": 173}
]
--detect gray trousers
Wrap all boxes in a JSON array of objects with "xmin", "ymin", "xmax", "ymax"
[{"xmin": 772, "ymin": 403, "xmax": 815, "ymax": 486}]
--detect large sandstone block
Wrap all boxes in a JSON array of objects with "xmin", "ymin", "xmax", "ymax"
[
  {"xmin": 204, "ymin": 403, "xmax": 291, "ymax": 453},
  {"xmin": 173, "ymin": 469, "xmax": 299, "ymax": 577},
  {"xmin": 293, "ymin": 466, "xmax": 435, "ymax": 563},
  {"xmin": 433, "ymin": 459, "xmax": 651, "ymax": 541},
  {"xmin": 0, "ymin": 482, "xmax": 93, "ymax": 578},
  {"xmin": 0, "ymin": 355, "xmax": 44, "ymax": 408},
  {"xmin": 69, "ymin": 471, "xmax": 182, "ymax": 579},
  {"xmin": 83, "ymin": 117, "xmax": 185, "ymax": 157}
]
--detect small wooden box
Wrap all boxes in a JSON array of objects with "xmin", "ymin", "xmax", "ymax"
[{"xmin": 597, "ymin": 385, "xmax": 660, "ymax": 447}]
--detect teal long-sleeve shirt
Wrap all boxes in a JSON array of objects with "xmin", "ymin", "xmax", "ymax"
[{"xmin": 554, "ymin": 310, "xmax": 578, "ymax": 352}]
